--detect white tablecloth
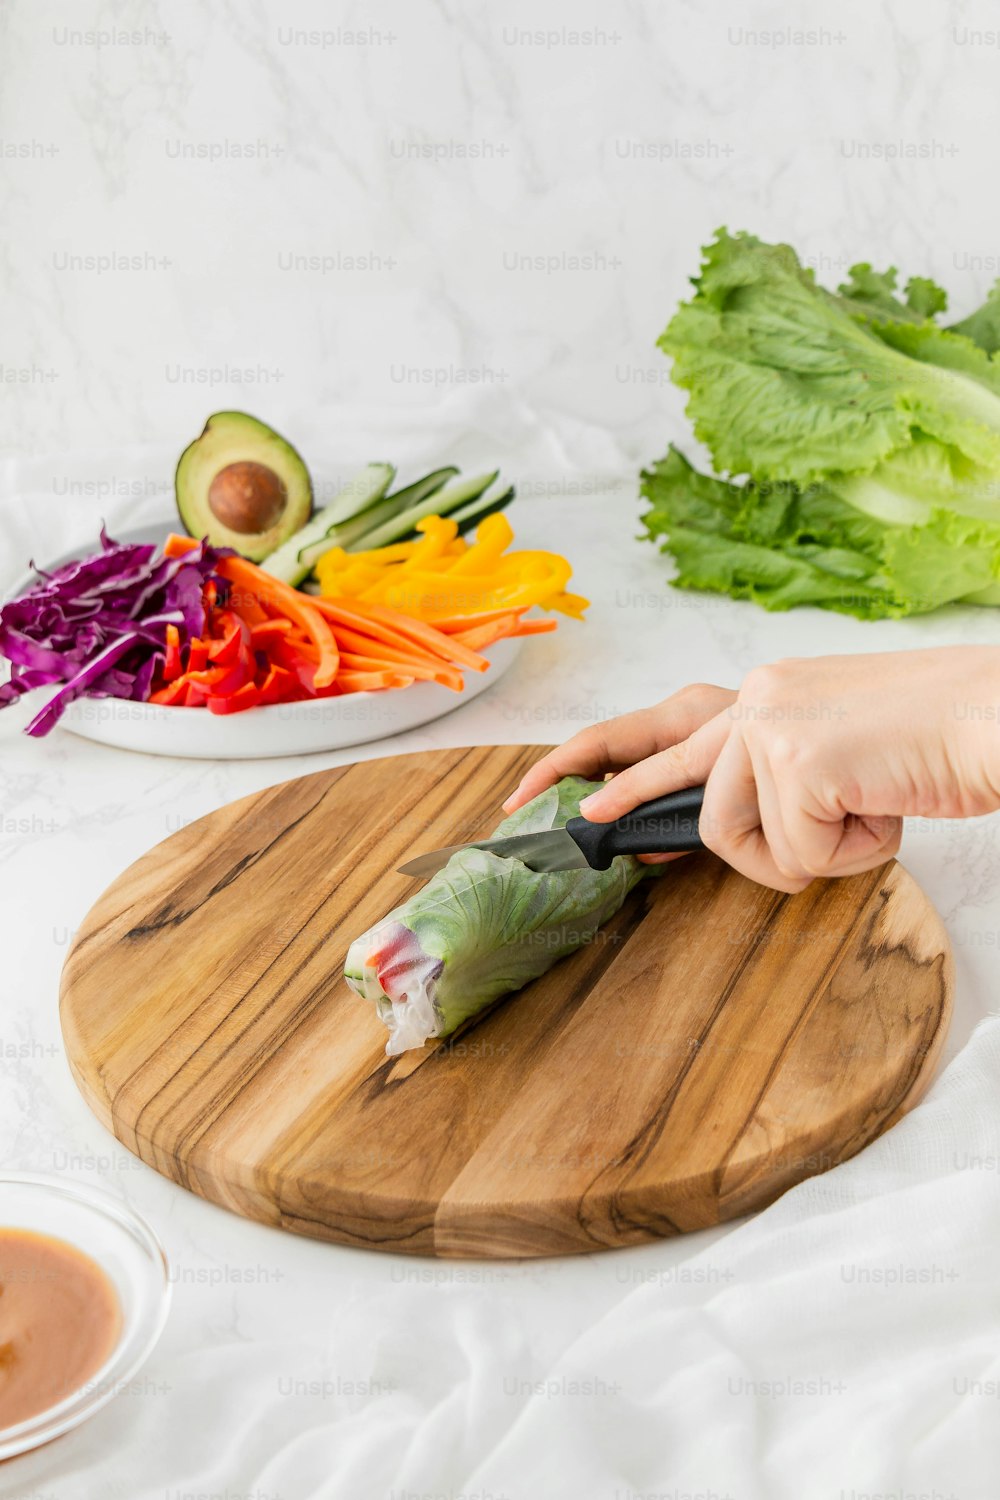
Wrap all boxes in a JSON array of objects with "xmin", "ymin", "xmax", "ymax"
[{"xmin": 2, "ymin": 409, "xmax": 1000, "ymax": 1500}]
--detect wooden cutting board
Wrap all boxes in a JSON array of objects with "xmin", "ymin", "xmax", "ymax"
[{"xmin": 60, "ymin": 745, "xmax": 953, "ymax": 1259}]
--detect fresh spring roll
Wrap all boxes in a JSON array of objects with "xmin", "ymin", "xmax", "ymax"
[{"xmin": 344, "ymin": 776, "xmax": 651, "ymax": 1055}]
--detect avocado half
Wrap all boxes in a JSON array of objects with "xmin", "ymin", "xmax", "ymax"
[{"xmin": 175, "ymin": 411, "xmax": 313, "ymax": 561}]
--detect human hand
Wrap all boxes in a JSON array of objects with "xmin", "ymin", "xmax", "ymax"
[{"xmin": 502, "ymin": 648, "xmax": 1000, "ymax": 892}]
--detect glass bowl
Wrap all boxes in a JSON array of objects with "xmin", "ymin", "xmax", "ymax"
[{"xmin": 0, "ymin": 1174, "xmax": 170, "ymax": 1458}]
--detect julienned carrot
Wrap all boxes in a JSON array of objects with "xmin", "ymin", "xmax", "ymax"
[
  {"xmin": 155, "ymin": 533, "xmax": 536, "ymax": 713},
  {"xmin": 218, "ymin": 556, "xmax": 339, "ymax": 688},
  {"xmin": 334, "ymin": 621, "xmax": 456, "ymax": 672},
  {"xmin": 454, "ymin": 616, "xmax": 559, "ymax": 649},
  {"xmin": 427, "ymin": 607, "xmax": 530, "ymax": 633},
  {"xmin": 310, "ymin": 612, "xmax": 452, "ymax": 678},
  {"xmin": 312, "ymin": 598, "xmax": 464, "ymax": 669},
  {"xmin": 324, "ymin": 624, "xmax": 463, "ymax": 688},
  {"xmin": 339, "ymin": 652, "xmax": 462, "ymax": 691},
  {"xmin": 250, "ymin": 618, "xmax": 294, "ymax": 647},
  {"xmin": 167, "ymin": 535, "xmax": 485, "ymax": 677},
  {"xmin": 342, "ymin": 597, "xmax": 490, "ymax": 669},
  {"xmin": 450, "ymin": 622, "xmax": 510, "ymax": 651},
  {"xmin": 313, "ymin": 596, "xmax": 488, "ymax": 673},
  {"xmin": 229, "ymin": 594, "xmax": 269, "ymax": 628},
  {"xmin": 211, "ymin": 574, "xmax": 270, "ymax": 626},
  {"xmin": 163, "ymin": 534, "xmax": 199, "ymax": 559},
  {"xmin": 336, "ymin": 670, "xmax": 415, "ymax": 692},
  {"xmin": 446, "ymin": 610, "xmax": 560, "ymax": 650},
  {"xmin": 283, "ymin": 628, "xmax": 314, "ymax": 649},
  {"xmin": 506, "ymin": 617, "xmax": 558, "ymax": 636},
  {"xmin": 338, "ymin": 652, "xmax": 452, "ymax": 685},
  {"xmin": 281, "ymin": 638, "xmax": 320, "ymax": 664}
]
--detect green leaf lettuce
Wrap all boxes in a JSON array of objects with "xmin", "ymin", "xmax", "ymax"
[{"xmin": 644, "ymin": 229, "xmax": 1000, "ymax": 614}]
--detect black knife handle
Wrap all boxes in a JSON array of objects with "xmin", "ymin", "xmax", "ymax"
[{"xmin": 565, "ymin": 785, "xmax": 705, "ymax": 870}]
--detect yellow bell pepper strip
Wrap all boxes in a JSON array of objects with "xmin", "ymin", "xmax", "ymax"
[
  {"xmin": 312, "ymin": 511, "xmax": 587, "ymax": 623},
  {"xmin": 313, "ymin": 551, "xmax": 387, "ymax": 598},
  {"xmin": 547, "ymin": 592, "xmax": 590, "ymax": 619},
  {"xmin": 443, "ymin": 512, "xmax": 514, "ymax": 575},
  {"xmin": 407, "ymin": 515, "xmax": 459, "ymax": 565}
]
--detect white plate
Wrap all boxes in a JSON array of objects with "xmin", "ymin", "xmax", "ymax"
[{"xmin": 7, "ymin": 523, "xmax": 522, "ymax": 759}]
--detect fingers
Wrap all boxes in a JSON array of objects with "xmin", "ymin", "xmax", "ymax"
[
  {"xmin": 501, "ymin": 684, "xmax": 736, "ymax": 813},
  {"xmin": 745, "ymin": 744, "xmax": 815, "ymax": 888},
  {"xmin": 578, "ymin": 710, "xmax": 732, "ymax": 821},
  {"xmin": 501, "ymin": 670, "xmax": 905, "ymax": 891},
  {"xmin": 501, "ymin": 708, "xmax": 665, "ymax": 814},
  {"xmin": 702, "ymin": 728, "xmax": 902, "ymax": 889},
  {"xmin": 699, "ymin": 730, "xmax": 813, "ymax": 894},
  {"xmin": 774, "ymin": 776, "xmax": 903, "ymax": 878},
  {"xmin": 815, "ymin": 816, "xmax": 903, "ymax": 877}
]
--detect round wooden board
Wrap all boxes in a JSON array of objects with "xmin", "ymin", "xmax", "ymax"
[{"xmin": 60, "ymin": 746, "xmax": 953, "ymax": 1259}]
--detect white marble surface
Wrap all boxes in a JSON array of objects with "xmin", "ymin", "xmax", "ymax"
[{"xmin": 4, "ymin": 1, "xmax": 1000, "ymax": 1496}]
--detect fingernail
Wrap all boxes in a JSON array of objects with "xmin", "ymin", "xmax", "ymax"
[
  {"xmin": 501, "ymin": 793, "xmax": 517, "ymax": 811},
  {"xmin": 578, "ymin": 793, "xmax": 602, "ymax": 816}
]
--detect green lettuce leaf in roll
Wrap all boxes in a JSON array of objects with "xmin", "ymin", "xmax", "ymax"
[{"xmin": 344, "ymin": 776, "xmax": 652, "ymax": 1055}]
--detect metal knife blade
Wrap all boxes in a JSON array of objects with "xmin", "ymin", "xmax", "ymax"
[
  {"xmin": 397, "ymin": 827, "xmax": 590, "ymax": 879},
  {"xmin": 399, "ymin": 786, "xmax": 706, "ymax": 880}
]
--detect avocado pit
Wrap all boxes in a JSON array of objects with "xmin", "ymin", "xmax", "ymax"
[{"xmin": 208, "ymin": 461, "xmax": 288, "ymax": 535}]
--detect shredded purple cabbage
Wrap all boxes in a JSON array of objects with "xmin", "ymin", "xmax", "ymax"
[{"xmin": 0, "ymin": 529, "xmax": 232, "ymax": 736}]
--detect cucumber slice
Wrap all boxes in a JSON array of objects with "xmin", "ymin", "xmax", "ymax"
[
  {"xmin": 371, "ymin": 465, "xmax": 461, "ymax": 516},
  {"xmin": 316, "ymin": 462, "xmax": 397, "ymax": 528},
  {"xmin": 343, "ymin": 471, "xmax": 501, "ymax": 553},
  {"xmin": 451, "ymin": 484, "xmax": 515, "ymax": 537},
  {"xmin": 427, "ymin": 468, "xmax": 499, "ymax": 513},
  {"xmin": 262, "ymin": 462, "xmax": 394, "ymax": 585},
  {"xmin": 297, "ymin": 466, "xmax": 459, "ymax": 570}
]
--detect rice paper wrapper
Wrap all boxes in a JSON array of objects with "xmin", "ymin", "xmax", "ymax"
[{"xmin": 344, "ymin": 776, "xmax": 650, "ymax": 1055}]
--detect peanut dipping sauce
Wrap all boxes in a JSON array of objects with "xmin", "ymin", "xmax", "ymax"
[{"xmin": 0, "ymin": 1228, "xmax": 121, "ymax": 1429}]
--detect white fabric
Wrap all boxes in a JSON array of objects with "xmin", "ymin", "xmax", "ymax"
[{"xmin": 2, "ymin": 405, "xmax": 999, "ymax": 1498}]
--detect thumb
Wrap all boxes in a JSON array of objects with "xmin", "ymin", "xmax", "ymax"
[{"xmin": 577, "ymin": 712, "xmax": 731, "ymax": 822}]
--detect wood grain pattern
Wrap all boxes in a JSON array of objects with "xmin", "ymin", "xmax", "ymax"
[{"xmin": 59, "ymin": 745, "xmax": 953, "ymax": 1258}]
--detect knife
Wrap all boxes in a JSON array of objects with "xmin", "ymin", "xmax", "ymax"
[{"xmin": 397, "ymin": 785, "xmax": 705, "ymax": 878}]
